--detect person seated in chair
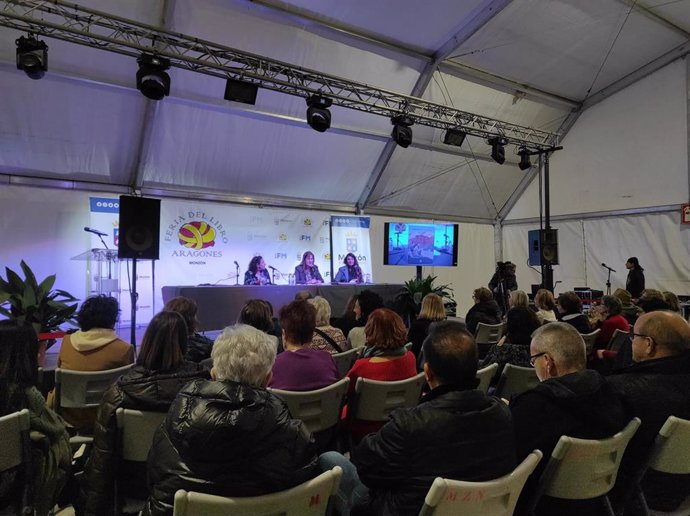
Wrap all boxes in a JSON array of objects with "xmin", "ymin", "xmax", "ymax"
[
  {"xmin": 320, "ymin": 320, "xmax": 516, "ymax": 516},
  {"xmin": 465, "ymin": 287, "xmax": 501, "ymax": 336},
  {"xmin": 556, "ymin": 291, "xmax": 592, "ymax": 333},
  {"xmin": 163, "ymin": 296, "xmax": 214, "ymax": 362},
  {"xmin": 142, "ymin": 324, "xmax": 318, "ymax": 516}
]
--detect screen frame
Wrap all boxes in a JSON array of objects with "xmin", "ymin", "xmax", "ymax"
[{"xmin": 383, "ymin": 222, "xmax": 459, "ymax": 267}]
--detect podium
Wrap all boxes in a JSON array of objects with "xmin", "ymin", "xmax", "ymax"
[{"xmin": 71, "ymin": 248, "xmax": 120, "ymax": 298}]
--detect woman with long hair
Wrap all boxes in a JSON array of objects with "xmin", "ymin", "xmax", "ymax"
[
  {"xmin": 163, "ymin": 296, "xmax": 214, "ymax": 362},
  {"xmin": 294, "ymin": 251, "xmax": 324, "ymax": 285},
  {"xmin": 244, "ymin": 256, "xmax": 272, "ymax": 285},
  {"xmin": 625, "ymin": 257, "xmax": 645, "ymax": 299},
  {"xmin": 408, "ymin": 293, "xmax": 446, "ymax": 360},
  {"xmin": 238, "ymin": 299, "xmax": 281, "ymax": 354},
  {"xmin": 80, "ymin": 311, "xmax": 209, "ymax": 515},
  {"xmin": 347, "ymin": 289, "xmax": 385, "ymax": 348},
  {"xmin": 333, "ymin": 253, "xmax": 363, "ymax": 284},
  {"xmin": 0, "ymin": 321, "xmax": 70, "ymax": 516}
]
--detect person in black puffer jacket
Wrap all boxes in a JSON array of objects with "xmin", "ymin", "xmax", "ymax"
[
  {"xmin": 80, "ymin": 311, "xmax": 209, "ymax": 516},
  {"xmin": 163, "ymin": 296, "xmax": 214, "ymax": 362},
  {"xmin": 141, "ymin": 324, "xmax": 318, "ymax": 516},
  {"xmin": 465, "ymin": 287, "xmax": 501, "ymax": 335}
]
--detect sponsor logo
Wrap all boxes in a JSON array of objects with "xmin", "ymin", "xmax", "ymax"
[
  {"xmin": 247, "ymin": 232, "xmax": 268, "ymax": 241},
  {"xmin": 279, "ymin": 234, "xmax": 288, "ymax": 241},
  {"xmin": 89, "ymin": 197, "xmax": 119, "ymax": 213},
  {"xmin": 303, "ymin": 218, "xmax": 312, "ymax": 226},
  {"xmin": 346, "ymin": 238, "xmax": 357, "ymax": 253},
  {"xmin": 164, "ymin": 210, "xmax": 229, "ymax": 261},
  {"xmin": 179, "ymin": 221, "xmax": 216, "ymax": 250},
  {"xmin": 322, "ymin": 220, "xmax": 329, "ymax": 226},
  {"xmin": 324, "ymin": 253, "xmax": 331, "ymax": 260},
  {"xmin": 319, "ymin": 236, "xmax": 330, "ymax": 244},
  {"xmin": 300, "ymin": 235, "xmax": 311, "ymax": 241},
  {"xmin": 274, "ymin": 252, "xmax": 287, "ymax": 259}
]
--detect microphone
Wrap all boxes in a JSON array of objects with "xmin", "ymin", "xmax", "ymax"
[
  {"xmin": 233, "ymin": 260, "xmax": 239, "ymax": 268},
  {"xmin": 84, "ymin": 227, "xmax": 108, "ymax": 237},
  {"xmin": 601, "ymin": 263, "xmax": 617, "ymax": 272},
  {"xmin": 268, "ymin": 265, "xmax": 277, "ymax": 271}
]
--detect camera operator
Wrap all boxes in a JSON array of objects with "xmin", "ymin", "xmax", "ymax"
[{"xmin": 489, "ymin": 261, "xmax": 518, "ymax": 315}]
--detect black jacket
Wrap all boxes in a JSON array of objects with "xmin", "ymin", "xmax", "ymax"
[
  {"xmin": 559, "ymin": 313, "xmax": 592, "ymax": 334},
  {"xmin": 465, "ymin": 300, "xmax": 501, "ymax": 335},
  {"xmin": 141, "ymin": 378, "xmax": 318, "ymax": 516},
  {"xmin": 511, "ymin": 370, "xmax": 630, "ymax": 515},
  {"xmin": 626, "ymin": 268, "xmax": 645, "ymax": 299},
  {"xmin": 81, "ymin": 362, "xmax": 209, "ymax": 515},
  {"xmin": 607, "ymin": 352, "xmax": 690, "ymax": 512},
  {"xmin": 407, "ymin": 317, "xmax": 433, "ymax": 360},
  {"xmin": 184, "ymin": 333, "xmax": 214, "ymax": 363},
  {"xmin": 352, "ymin": 384, "xmax": 516, "ymax": 516}
]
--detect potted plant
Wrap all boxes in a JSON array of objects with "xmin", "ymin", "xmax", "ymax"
[
  {"xmin": 0, "ymin": 261, "xmax": 79, "ymax": 363},
  {"xmin": 395, "ymin": 275, "xmax": 455, "ymax": 325}
]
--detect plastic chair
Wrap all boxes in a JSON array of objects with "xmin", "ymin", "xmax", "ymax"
[
  {"xmin": 115, "ymin": 408, "xmax": 167, "ymax": 514},
  {"xmin": 172, "ymin": 465, "xmax": 342, "ymax": 516},
  {"xmin": 580, "ymin": 329, "xmax": 601, "ymax": 354},
  {"xmin": 493, "ymin": 364, "xmax": 539, "ymax": 400},
  {"xmin": 332, "ymin": 347, "xmax": 360, "ymax": 378},
  {"xmin": 0, "ymin": 409, "xmax": 32, "ymax": 516},
  {"xmin": 475, "ymin": 323, "xmax": 506, "ymax": 359},
  {"xmin": 476, "ymin": 363, "xmax": 499, "ymax": 394},
  {"xmin": 648, "ymin": 416, "xmax": 690, "ymax": 475},
  {"xmin": 531, "ymin": 417, "xmax": 641, "ymax": 515},
  {"xmin": 607, "ymin": 329, "xmax": 631, "ymax": 353},
  {"xmin": 419, "ymin": 450, "xmax": 543, "ymax": 516},
  {"xmin": 352, "ymin": 372, "xmax": 426, "ymax": 422}
]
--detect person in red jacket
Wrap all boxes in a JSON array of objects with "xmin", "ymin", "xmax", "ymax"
[{"xmin": 591, "ymin": 295, "xmax": 629, "ymax": 350}]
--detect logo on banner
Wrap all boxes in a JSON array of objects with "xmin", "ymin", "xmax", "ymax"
[
  {"xmin": 300, "ymin": 235, "xmax": 311, "ymax": 241},
  {"xmin": 165, "ymin": 210, "xmax": 228, "ymax": 262},
  {"xmin": 346, "ymin": 238, "xmax": 357, "ymax": 253},
  {"xmin": 274, "ymin": 252, "xmax": 287, "ymax": 259},
  {"xmin": 114, "ymin": 228, "xmax": 119, "ymax": 247},
  {"xmin": 319, "ymin": 236, "xmax": 330, "ymax": 244},
  {"xmin": 279, "ymin": 234, "xmax": 288, "ymax": 241},
  {"xmin": 324, "ymin": 253, "xmax": 330, "ymax": 260},
  {"xmin": 303, "ymin": 218, "xmax": 312, "ymax": 226},
  {"xmin": 322, "ymin": 220, "xmax": 329, "ymax": 226},
  {"xmin": 179, "ymin": 222, "xmax": 216, "ymax": 250}
]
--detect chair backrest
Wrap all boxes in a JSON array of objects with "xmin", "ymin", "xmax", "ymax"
[
  {"xmin": 606, "ymin": 329, "xmax": 630, "ymax": 353},
  {"xmin": 538, "ymin": 417, "xmax": 641, "ymax": 501},
  {"xmin": 269, "ymin": 377, "xmax": 350, "ymax": 434},
  {"xmin": 0, "ymin": 409, "xmax": 32, "ymax": 514},
  {"xmin": 115, "ymin": 408, "xmax": 167, "ymax": 462},
  {"xmin": 647, "ymin": 416, "xmax": 690, "ymax": 475},
  {"xmin": 579, "ymin": 329, "xmax": 601, "ymax": 355},
  {"xmin": 353, "ymin": 372, "xmax": 426, "ymax": 422},
  {"xmin": 172, "ymin": 465, "xmax": 342, "ymax": 516},
  {"xmin": 332, "ymin": 347, "xmax": 360, "ymax": 378},
  {"xmin": 476, "ymin": 363, "xmax": 499, "ymax": 394},
  {"xmin": 419, "ymin": 450, "xmax": 543, "ymax": 516},
  {"xmin": 475, "ymin": 323, "xmax": 506, "ymax": 345},
  {"xmin": 54, "ymin": 364, "xmax": 133, "ymax": 412},
  {"xmin": 493, "ymin": 364, "xmax": 539, "ymax": 399}
]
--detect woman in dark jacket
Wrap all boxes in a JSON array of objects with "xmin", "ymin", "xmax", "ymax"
[
  {"xmin": 163, "ymin": 296, "xmax": 214, "ymax": 362},
  {"xmin": 408, "ymin": 293, "xmax": 446, "ymax": 360},
  {"xmin": 465, "ymin": 287, "xmax": 501, "ymax": 335},
  {"xmin": 142, "ymin": 324, "xmax": 318, "ymax": 516},
  {"xmin": 556, "ymin": 291, "xmax": 592, "ymax": 333},
  {"xmin": 81, "ymin": 311, "xmax": 208, "ymax": 516},
  {"xmin": 625, "ymin": 257, "xmax": 645, "ymax": 299}
]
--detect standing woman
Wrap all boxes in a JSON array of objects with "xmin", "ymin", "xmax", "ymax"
[
  {"xmin": 244, "ymin": 256, "xmax": 272, "ymax": 286},
  {"xmin": 625, "ymin": 257, "xmax": 645, "ymax": 299},
  {"xmin": 294, "ymin": 251, "xmax": 324, "ymax": 285},
  {"xmin": 333, "ymin": 253, "xmax": 363, "ymax": 284}
]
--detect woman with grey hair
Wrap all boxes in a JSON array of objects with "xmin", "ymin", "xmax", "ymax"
[
  {"xmin": 592, "ymin": 295, "xmax": 630, "ymax": 350},
  {"xmin": 308, "ymin": 296, "xmax": 349, "ymax": 353},
  {"xmin": 142, "ymin": 324, "xmax": 318, "ymax": 516}
]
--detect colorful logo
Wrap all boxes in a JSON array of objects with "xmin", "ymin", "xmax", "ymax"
[
  {"xmin": 324, "ymin": 253, "xmax": 331, "ymax": 260},
  {"xmin": 346, "ymin": 238, "xmax": 357, "ymax": 253},
  {"xmin": 303, "ymin": 218, "xmax": 312, "ymax": 226},
  {"xmin": 178, "ymin": 221, "xmax": 216, "ymax": 250},
  {"xmin": 279, "ymin": 234, "xmax": 288, "ymax": 241}
]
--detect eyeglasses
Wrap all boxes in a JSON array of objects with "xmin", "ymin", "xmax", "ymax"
[
  {"xmin": 529, "ymin": 352, "xmax": 547, "ymax": 367},
  {"xmin": 630, "ymin": 331, "xmax": 648, "ymax": 339}
]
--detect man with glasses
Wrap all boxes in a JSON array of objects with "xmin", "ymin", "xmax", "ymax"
[
  {"xmin": 607, "ymin": 311, "xmax": 690, "ymax": 514},
  {"xmin": 511, "ymin": 322, "xmax": 630, "ymax": 515}
]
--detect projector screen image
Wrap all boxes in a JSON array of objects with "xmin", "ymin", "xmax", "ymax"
[{"xmin": 384, "ymin": 222, "xmax": 458, "ymax": 266}]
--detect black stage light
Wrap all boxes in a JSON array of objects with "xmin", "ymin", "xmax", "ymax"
[
  {"xmin": 224, "ymin": 78, "xmax": 259, "ymax": 104},
  {"xmin": 306, "ymin": 95, "xmax": 333, "ymax": 132},
  {"xmin": 518, "ymin": 147, "xmax": 532, "ymax": 170},
  {"xmin": 488, "ymin": 136, "xmax": 507, "ymax": 165},
  {"xmin": 391, "ymin": 114, "xmax": 414, "ymax": 148},
  {"xmin": 16, "ymin": 36, "xmax": 48, "ymax": 80},
  {"xmin": 443, "ymin": 128, "xmax": 467, "ymax": 147},
  {"xmin": 136, "ymin": 54, "xmax": 171, "ymax": 100}
]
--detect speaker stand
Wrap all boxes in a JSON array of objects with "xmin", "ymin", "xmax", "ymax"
[{"xmin": 130, "ymin": 258, "xmax": 138, "ymax": 350}]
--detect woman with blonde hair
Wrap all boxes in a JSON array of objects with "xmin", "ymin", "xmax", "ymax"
[
  {"xmin": 308, "ymin": 296, "xmax": 349, "ymax": 353},
  {"xmin": 509, "ymin": 290, "xmax": 529, "ymax": 310},
  {"xmin": 534, "ymin": 289, "xmax": 557, "ymax": 324},
  {"xmin": 408, "ymin": 293, "xmax": 446, "ymax": 359}
]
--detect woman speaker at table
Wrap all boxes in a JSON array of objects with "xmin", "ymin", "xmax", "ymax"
[
  {"xmin": 333, "ymin": 253, "xmax": 363, "ymax": 284},
  {"xmin": 294, "ymin": 251, "xmax": 323, "ymax": 285},
  {"xmin": 244, "ymin": 256, "xmax": 272, "ymax": 286}
]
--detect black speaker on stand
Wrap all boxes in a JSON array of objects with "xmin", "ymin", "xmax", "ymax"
[{"xmin": 118, "ymin": 195, "xmax": 161, "ymax": 349}]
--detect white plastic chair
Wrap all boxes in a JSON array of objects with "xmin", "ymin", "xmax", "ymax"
[
  {"xmin": 332, "ymin": 347, "xmax": 360, "ymax": 378},
  {"xmin": 0, "ymin": 409, "xmax": 32, "ymax": 515},
  {"xmin": 172, "ymin": 465, "xmax": 342, "ymax": 516},
  {"xmin": 493, "ymin": 364, "xmax": 539, "ymax": 400},
  {"xmin": 476, "ymin": 363, "xmax": 499, "ymax": 394},
  {"xmin": 580, "ymin": 329, "xmax": 601, "ymax": 355},
  {"xmin": 419, "ymin": 450, "xmax": 543, "ymax": 516},
  {"xmin": 352, "ymin": 372, "xmax": 426, "ymax": 422}
]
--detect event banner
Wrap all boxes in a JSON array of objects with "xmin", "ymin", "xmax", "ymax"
[{"xmin": 329, "ymin": 216, "xmax": 372, "ymax": 282}]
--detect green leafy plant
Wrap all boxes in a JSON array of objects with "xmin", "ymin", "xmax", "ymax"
[
  {"xmin": 0, "ymin": 260, "xmax": 79, "ymax": 335},
  {"xmin": 396, "ymin": 275, "xmax": 456, "ymax": 321}
]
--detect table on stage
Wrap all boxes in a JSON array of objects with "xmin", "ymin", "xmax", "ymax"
[{"xmin": 162, "ymin": 283, "xmax": 405, "ymax": 332}]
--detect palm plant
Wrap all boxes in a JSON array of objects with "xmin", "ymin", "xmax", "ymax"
[{"xmin": 396, "ymin": 275, "xmax": 455, "ymax": 323}]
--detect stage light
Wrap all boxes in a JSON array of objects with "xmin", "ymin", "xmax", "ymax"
[
  {"xmin": 391, "ymin": 114, "xmax": 414, "ymax": 148},
  {"xmin": 488, "ymin": 136, "xmax": 507, "ymax": 165},
  {"xmin": 16, "ymin": 35, "xmax": 48, "ymax": 80},
  {"xmin": 443, "ymin": 128, "xmax": 467, "ymax": 147},
  {"xmin": 306, "ymin": 95, "xmax": 333, "ymax": 132},
  {"xmin": 518, "ymin": 147, "xmax": 532, "ymax": 170},
  {"xmin": 136, "ymin": 54, "xmax": 171, "ymax": 100}
]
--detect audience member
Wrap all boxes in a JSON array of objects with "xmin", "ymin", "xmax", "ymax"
[
  {"xmin": 47, "ymin": 295, "xmax": 134, "ymax": 433},
  {"xmin": 407, "ymin": 293, "xmax": 446, "ymax": 360},
  {"xmin": 294, "ymin": 290, "xmax": 314, "ymax": 301},
  {"xmin": 509, "ymin": 290, "xmax": 530, "ymax": 310},
  {"xmin": 333, "ymin": 294, "xmax": 359, "ymax": 339},
  {"xmin": 345, "ymin": 308, "xmax": 417, "ymax": 442},
  {"xmin": 607, "ymin": 311, "xmax": 690, "ymax": 514},
  {"xmin": 269, "ymin": 300, "xmax": 338, "ymax": 390},
  {"xmin": 480, "ymin": 306, "xmax": 540, "ymax": 382},
  {"xmin": 0, "ymin": 321, "xmax": 70, "ymax": 516},
  {"xmin": 321, "ymin": 320, "xmax": 516, "ymax": 516},
  {"xmin": 663, "ymin": 290, "xmax": 681, "ymax": 313},
  {"xmin": 591, "ymin": 295, "xmax": 629, "ymax": 350},
  {"xmin": 511, "ymin": 322, "xmax": 630, "ymax": 515},
  {"xmin": 80, "ymin": 311, "xmax": 209, "ymax": 515},
  {"xmin": 163, "ymin": 296, "xmax": 213, "ymax": 362},
  {"xmin": 347, "ymin": 290, "xmax": 384, "ymax": 349},
  {"xmin": 556, "ymin": 291, "xmax": 592, "ymax": 333},
  {"xmin": 625, "ymin": 257, "xmax": 645, "ymax": 299},
  {"xmin": 465, "ymin": 286, "xmax": 501, "ymax": 335},
  {"xmin": 637, "ymin": 288, "xmax": 670, "ymax": 313},
  {"xmin": 237, "ymin": 299, "xmax": 280, "ymax": 354},
  {"xmin": 308, "ymin": 296, "xmax": 349, "ymax": 353},
  {"xmin": 142, "ymin": 324, "xmax": 318, "ymax": 516},
  {"xmin": 534, "ymin": 289, "xmax": 557, "ymax": 324},
  {"xmin": 613, "ymin": 288, "xmax": 641, "ymax": 326},
  {"xmin": 263, "ymin": 300, "xmax": 283, "ymax": 353}
]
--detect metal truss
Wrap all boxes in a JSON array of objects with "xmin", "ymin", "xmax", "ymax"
[{"xmin": 0, "ymin": 0, "xmax": 559, "ymax": 148}]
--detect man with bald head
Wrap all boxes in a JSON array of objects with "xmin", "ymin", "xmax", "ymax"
[
  {"xmin": 608, "ymin": 311, "xmax": 690, "ymax": 513},
  {"xmin": 511, "ymin": 322, "xmax": 630, "ymax": 515}
]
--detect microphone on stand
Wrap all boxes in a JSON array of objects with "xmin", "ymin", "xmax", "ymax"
[
  {"xmin": 268, "ymin": 265, "xmax": 277, "ymax": 271},
  {"xmin": 84, "ymin": 227, "xmax": 108, "ymax": 237},
  {"xmin": 233, "ymin": 261, "xmax": 240, "ymax": 286},
  {"xmin": 233, "ymin": 260, "xmax": 240, "ymax": 269},
  {"xmin": 601, "ymin": 263, "xmax": 617, "ymax": 272}
]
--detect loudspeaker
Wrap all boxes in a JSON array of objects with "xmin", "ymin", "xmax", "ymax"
[
  {"xmin": 118, "ymin": 196, "xmax": 160, "ymax": 260},
  {"xmin": 527, "ymin": 229, "xmax": 559, "ymax": 266},
  {"xmin": 224, "ymin": 78, "xmax": 258, "ymax": 105}
]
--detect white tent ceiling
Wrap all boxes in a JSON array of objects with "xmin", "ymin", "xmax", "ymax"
[{"xmin": 0, "ymin": 0, "xmax": 688, "ymax": 222}]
